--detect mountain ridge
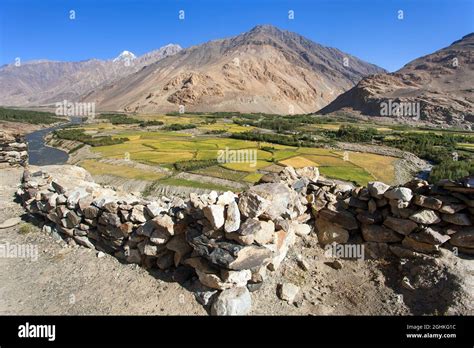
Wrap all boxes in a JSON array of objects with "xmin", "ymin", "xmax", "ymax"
[
  {"xmin": 82, "ymin": 25, "xmax": 385, "ymax": 114},
  {"xmin": 0, "ymin": 44, "xmax": 183, "ymax": 106},
  {"xmin": 318, "ymin": 33, "xmax": 474, "ymax": 127}
]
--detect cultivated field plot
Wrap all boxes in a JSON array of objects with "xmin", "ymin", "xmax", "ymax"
[{"xmin": 75, "ymin": 118, "xmax": 398, "ymax": 189}]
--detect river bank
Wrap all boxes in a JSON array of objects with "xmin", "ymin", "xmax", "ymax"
[{"xmin": 24, "ymin": 117, "xmax": 83, "ymax": 166}]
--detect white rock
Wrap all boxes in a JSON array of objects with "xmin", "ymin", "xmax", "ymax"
[
  {"xmin": 211, "ymin": 286, "xmax": 252, "ymax": 316},
  {"xmin": 203, "ymin": 204, "xmax": 225, "ymax": 230},
  {"xmin": 278, "ymin": 283, "xmax": 300, "ymax": 303}
]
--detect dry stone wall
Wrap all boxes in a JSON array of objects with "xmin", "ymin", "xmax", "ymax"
[
  {"xmin": 0, "ymin": 131, "xmax": 28, "ymax": 166},
  {"xmin": 17, "ymin": 163, "xmax": 473, "ymax": 315}
]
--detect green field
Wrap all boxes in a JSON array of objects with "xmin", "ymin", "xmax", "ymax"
[{"xmin": 58, "ymin": 113, "xmax": 424, "ymax": 190}]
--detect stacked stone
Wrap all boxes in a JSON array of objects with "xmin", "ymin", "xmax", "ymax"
[
  {"xmin": 0, "ymin": 131, "xmax": 28, "ymax": 166},
  {"xmin": 308, "ymin": 176, "xmax": 473, "ymax": 257},
  {"xmin": 18, "ymin": 163, "xmax": 472, "ymax": 314},
  {"xmin": 17, "ymin": 165, "xmax": 317, "ymax": 315}
]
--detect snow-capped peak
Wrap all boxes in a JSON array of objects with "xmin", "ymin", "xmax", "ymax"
[{"xmin": 113, "ymin": 50, "xmax": 137, "ymax": 62}]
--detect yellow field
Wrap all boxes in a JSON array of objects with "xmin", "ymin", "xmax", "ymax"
[
  {"xmin": 221, "ymin": 160, "xmax": 271, "ymax": 172},
  {"xmin": 346, "ymin": 152, "xmax": 397, "ymax": 183},
  {"xmin": 279, "ymin": 156, "xmax": 318, "ymax": 168},
  {"xmin": 80, "ymin": 160, "xmax": 165, "ymax": 181}
]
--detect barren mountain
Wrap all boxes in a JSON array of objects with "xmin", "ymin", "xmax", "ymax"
[
  {"xmin": 0, "ymin": 44, "xmax": 182, "ymax": 106},
  {"xmin": 318, "ymin": 33, "xmax": 474, "ymax": 126},
  {"xmin": 83, "ymin": 25, "xmax": 385, "ymax": 114}
]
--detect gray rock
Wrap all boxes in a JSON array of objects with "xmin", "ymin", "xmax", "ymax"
[
  {"xmin": 228, "ymin": 246, "xmax": 273, "ymax": 271},
  {"xmin": 0, "ymin": 217, "xmax": 21, "ymax": 229},
  {"xmin": 66, "ymin": 211, "xmax": 81, "ymax": 227},
  {"xmin": 73, "ymin": 235, "xmax": 94, "ymax": 249},
  {"xmin": 439, "ymin": 203, "xmax": 467, "ymax": 214},
  {"xmin": 193, "ymin": 283, "xmax": 218, "ymax": 306},
  {"xmin": 82, "ymin": 206, "xmax": 99, "ymax": 219},
  {"xmin": 410, "ymin": 227, "xmax": 450, "ymax": 245},
  {"xmin": 145, "ymin": 201, "xmax": 167, "ymax": 218},
  {"xmin": 278, "ymin": 283, "xmax": 300, "ymax": 303},
  {"xmin": 130, "ymin": 205, "xmax": 147, "ymax": 223},
  {"xmin": 217, "ymin": 191, "xmax": 237, "ymax": 206},
  {"xmin": 98, "ymin": 212, "xmax": 122, "ymax": 227},
  {"xmin": 151, "ymin": 214, "xmax": 175, "ymax": 236},
  {"xmin": 103, "ymin": 201, "xmax": 118, "ymax": 213},
  {"xmin": 295, "ymin": 166, "xmax": 320, "ymax": 182},
  {"xmin": 238, "ymin": 191, "xmax": 270, "ymax": 219},
  {"xmin": 224, "ymin": 201, "xmax": 240, "ymax": 233},
  {"xmin": 368, "ymin": 181, "xmax": 391, "ymax": 199},
  {"xmin": 293, "ymin": 223, "xmax": 311, "ymax": 237},
  {"xmin": 211, "ymin": 286, "xmax": 252, "ymax": 316},
  {"xmin": 413, "ymin": 195, "xmax": 442, "ymax": 210},
  {"xmin": 240, "ymin": 183, "xmax": 293, "ymax": 220},
  {"xmin": 384, "ymin": 187, "xmax": 413, "ymax": 202},
  {"xmin": 409, "ymin": 209, "xmax": 441, "ymax": 225}
]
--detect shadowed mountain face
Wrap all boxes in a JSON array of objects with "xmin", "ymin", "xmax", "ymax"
[
  {"xmin": 0, "ymin": 44, "xmax": 182, "ymax": 106},
  {"xmin": 319, "ymin": 33, "xmax": 474, "ymax": 127},
  {"xmin": 82, "ymin": 25, "xmax": 385, "ymax": 114}
]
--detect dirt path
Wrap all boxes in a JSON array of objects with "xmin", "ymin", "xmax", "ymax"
[{"xmin": 0, "ymin": 166, "xmax": 471, "ymax": 315}]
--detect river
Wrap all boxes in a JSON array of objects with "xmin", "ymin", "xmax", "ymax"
[{"xmin": 26, "ymin": 117, "xmax": 83, "ymax": 165}]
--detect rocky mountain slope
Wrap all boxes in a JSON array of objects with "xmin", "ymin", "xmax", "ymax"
[
  {"xmin": 83, "ymin": 25, "xmax": 384, "ymax": 114},
  {"xmin": 0, "ymin": 44, "xmax": 182, "ymax": 106},
  {"xmin": 318, "ymin": 33, "xmax": 474, "ymax": 126}
]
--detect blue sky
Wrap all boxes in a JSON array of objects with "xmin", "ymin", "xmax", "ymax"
[{"xmin": 0, "ymin": 0, "xmax": 473, "ymax": 71}]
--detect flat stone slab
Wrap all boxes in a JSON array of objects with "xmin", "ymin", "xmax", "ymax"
[{"xmin": 0, "ymin": 217, "xmax": 21, "ymax": 229}]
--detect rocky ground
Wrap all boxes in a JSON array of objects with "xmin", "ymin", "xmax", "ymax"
[{"xmin": 1, "ymin": 166, "xmax": 472, "ymax": 315}]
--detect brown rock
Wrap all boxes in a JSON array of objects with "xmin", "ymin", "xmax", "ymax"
[
  {"xmin": 315, "ymin": 218, "xmax": 349, "ymax": 245},
  {"xmin": 402, "ymin": 236, "xmax": 439, "ymax": 253},
  {"xmin": 441, "ymin": 213, "xmax": 472, "ymax": 226},
  {"xmin": 228, "ymin": 246, "xmax": 273, "ymax": 271},
  {"xmin": 318, "ymin": 208, "xmax": 358, "ymax": 230},
  {"xmin": 361, "ymin": 224, "xmax": 403, "ymax": 243},
  {"xmin": 383, "ymin": 216, "xmax": 418, "ymax": 235},
  {"xmin": 413, "ymin": 195, "xmax": 442, "ymax": 210},
  {"xmin": 449, "ymin": 228, "xmax": 474, "ymax": 248}
]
